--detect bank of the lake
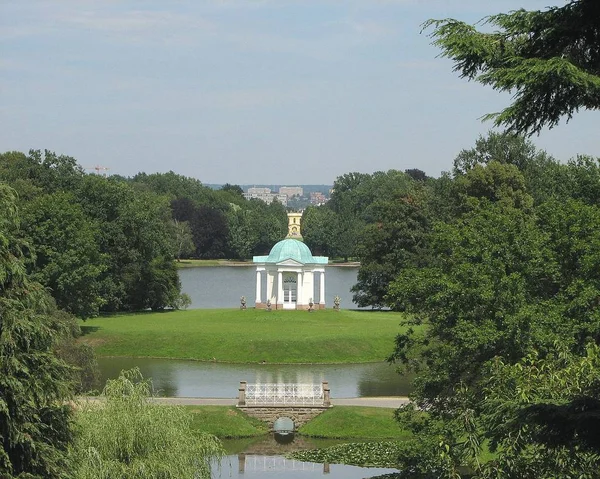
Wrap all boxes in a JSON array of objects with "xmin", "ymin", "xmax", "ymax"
[{"xmin": 80, "ymin": 309, "xmax": 413, "ymax": 363}]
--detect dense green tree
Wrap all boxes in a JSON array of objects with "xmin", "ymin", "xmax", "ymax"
[
  {"xmin": 387, "ymin": 202, "xmax": 558, "ymax": 400},
  {"xmin": 20, "ymin": 192, "xmax": 106, "ymax": 318},
  {"xmin": 0, "ymin": 184, "xmax": 74, "ymax": 478},
  {"xmin": 404, "ymin": 168, "xmax": 428, "ymax": 182},
  {"xmin": 352, "ymin": 192, "xmax": 430, "ymax": 308},
  {"xmin": 77, "ymin": 175, "xmax": 185, "ymax": 311},
  {"xmin": 0, "ymin": 149, "xmax": 85, "ymax": 195},
  {"xmin": 425, "ymin": 0, "xmax": 600, "ymax": 134},
  {"xmin": 302, "ymin": 206, "xmax": 338, "ymax": 256},
  {"xmin": 386, "ymin": 193, "xmax": 600, "ymax": 476},
  {"xmin": 226, "ymin": 207, "xmax": 258, "ymax": 259},
  {"xmin": 131, "ymin": 171, "xmax": 218, "ymax": 206},
  {"xmin": 171, "ymin": 219, "xmax": 195, "ymax": 261},
  {"xmin": 452, "ymin": 132, "xmax": 569, "ymax": 206}
]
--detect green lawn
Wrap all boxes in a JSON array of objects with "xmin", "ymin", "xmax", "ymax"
[
  {"xmin": 185, "ymin": 405, "xmax": 410, "ymax": 440},
  {"xmin": 298, "ymin": 406, "xmax": 412, "ymax": 439},
  {"xmin": 80, "ymin": 308, "xmax": 410, "ymax": 363},
  {"xmin": 187, "ymin": 406, "xmax": 268, "ymax": 438}
]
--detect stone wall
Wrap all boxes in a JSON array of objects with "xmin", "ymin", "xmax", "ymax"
[{"xmin": 237, "ymin": 405, "xmax": 330, "ymax": 430}]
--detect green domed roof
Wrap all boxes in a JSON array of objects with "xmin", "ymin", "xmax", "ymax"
[{"xmin": 266, "ymin": 238, "xmax": 315, "ymax": 264}]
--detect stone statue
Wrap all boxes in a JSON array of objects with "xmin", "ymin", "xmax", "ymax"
[
  {"xmin": 333, "ymin": 295, "xmax": 341, "ymax": 311},
  {"xmin": 240, "ymin": 296, "xmax": 247, "ymax": 310}
]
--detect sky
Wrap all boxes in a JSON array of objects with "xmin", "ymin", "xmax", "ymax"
[{"xmin": 1, "ymin": 0, "xmax": 597, "ymax": 185}]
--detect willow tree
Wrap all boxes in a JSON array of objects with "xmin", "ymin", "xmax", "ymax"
[
  {"xmin": 0, "ymin": 184, "xmax": 74, "ymax": 478},
  {"xmin": 71, "ymin": 369, "xmax": 224, "ymax": 479},
  {"xmin": 425, "ymin": 0, "xmax": 600, "ymax": 134}
]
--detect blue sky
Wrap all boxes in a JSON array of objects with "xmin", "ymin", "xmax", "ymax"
[{"xmin": 1, "ymin": 1, "xmax": 597, "ymax": 184}]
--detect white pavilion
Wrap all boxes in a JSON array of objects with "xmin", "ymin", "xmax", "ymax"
[{"xmin": 253, "ymin": 214, "xmax": 328, "ymax": 310}]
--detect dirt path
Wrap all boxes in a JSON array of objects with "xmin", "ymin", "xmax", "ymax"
[{"xmin": 147, "ymin": 396, "xmax": 409, "ymax": 408}]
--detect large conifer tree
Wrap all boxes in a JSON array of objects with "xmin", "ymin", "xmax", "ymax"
[{"xmin": 0, "ymin": 183, "xmax": 74, "ymax": 478}]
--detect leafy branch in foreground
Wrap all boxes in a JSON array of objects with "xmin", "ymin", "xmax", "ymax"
[{"xmin": 424, "ymin": 0, "xmax": 600, "ymax": 134}]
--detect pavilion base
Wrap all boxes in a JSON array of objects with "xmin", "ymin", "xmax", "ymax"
[{"xmin": 255, "ymin": 302, "xmax": 326, "ymax": 310}]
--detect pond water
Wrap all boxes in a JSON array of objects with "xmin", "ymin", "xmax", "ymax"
[
  {"xmin": 97, "ymin": 357, "xmax": 412, "ymax": 398},
  {"xmin": 212, "ymin": 435, "xmax": 400, "ymax": 479},
  {"xmin": 213, "ymin": 455, "xmax": 398, "ymax": 479},
  {"xmin": 179, "ymin": 265, "xmax": 361, "ymax": 310}
]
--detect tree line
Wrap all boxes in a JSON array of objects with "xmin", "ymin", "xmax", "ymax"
[{"xmin": 0, "ymin": 150, "xmax": 288, "ymax": 318}]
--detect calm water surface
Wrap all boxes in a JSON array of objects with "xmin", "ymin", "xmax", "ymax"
[
  {"xmin": 179, "ymin": 265, "xmax": 361, "ymax": 309},
  {"xmin": 212, "ymin": 435, "xmax": 399, "ymax": 479},
  {"xmin": 97, "ymin": 357, "xmax": 412, "ymax": 397},
  {"xmin": 213, "ymin": 455, "xmax": 398, "ymax": 479}
]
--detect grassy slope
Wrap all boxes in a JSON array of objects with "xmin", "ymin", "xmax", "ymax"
[
  {"xmin": 187, "ymin": 406, "xmax": 268, "ymax": 438},
  {"xmin": 298, "ymin": 407, "xmax": 412, "ymax": 439},
  {"xmin": 185, "ymin": 405, "xmax": 410, "ymax": 440},
  {"xmin": 80, "ymin": 309, "xmax": 410, "ymax": 363}
]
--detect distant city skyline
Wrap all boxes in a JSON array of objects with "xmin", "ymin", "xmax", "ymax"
[{"xmin": 1, "ymin": 1, "xmax": 596, "ymax": 184}]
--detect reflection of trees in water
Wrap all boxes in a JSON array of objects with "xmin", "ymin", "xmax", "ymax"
[{"xmin": 357, "ymin": 364, "xmax": 413, "ymax": 397}]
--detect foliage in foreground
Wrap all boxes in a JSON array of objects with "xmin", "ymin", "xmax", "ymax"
[
  {"xmin": 0, "ymin": 184, "xmax": 75, "ymax": 479},
  {"xmin": 424, "ymin": 0, "xmax": 600, "ymax": 135},
  {"xmin": 70, "ymin": 369, "xmax": 224, "ymax": 479}
]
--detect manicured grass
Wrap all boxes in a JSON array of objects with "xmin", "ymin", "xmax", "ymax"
[
  {"xmin": 80, "ymin": 308, "xmax": 411, "ymax": 363},
  {"xmin": 187, "ymin": 406, "xmax": 268, "ymax": 438},
  {"xmin": 185, "ymin": 405, "xmax": 410, "ymax": 441},
  {"xmin": 298, "ymin": 407, "xmax": 412, "ymax": 439}
]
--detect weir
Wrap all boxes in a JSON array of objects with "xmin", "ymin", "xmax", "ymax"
[{"xmin": 237, "ymin": 381, "xmax": 331, "ymax": 430}]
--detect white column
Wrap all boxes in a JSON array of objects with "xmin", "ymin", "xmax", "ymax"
[
  {"xmin": 319, "ymin": 271, "xmax": 325, "ymax": 305},
  {"xmin": 255, "ymin": 270, "xmax": 261, "ymax": 304},
  {"xmin": 298, "ymin": 272, "xmax": 303, "ymax": 307},
  {"xmin": 267, "ymin": 271, "xmax": 274, "ymax": 302},
  {"xmin": 277, "ymin": 271, "xmax": 283, "ymax": 307}
]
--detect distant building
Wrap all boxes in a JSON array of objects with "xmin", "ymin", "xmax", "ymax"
[
  {"xmin": 247, "ymin": 187, "xmax": 272, "ymax": 195},
  {"xmin": 279, "ymin": 186, "xmax": 303, "ymax": 198},
  {"xmin": 310, "ymin": 192, "xmax": 327, "ymax": 205},
  {"xmin": 244, "ymin": 187, "xmax": 287, "ymax": 206}
]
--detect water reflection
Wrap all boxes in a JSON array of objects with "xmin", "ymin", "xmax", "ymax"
[
  {"xmin": 97, "ymin": 357, "xmax": 413, "ymax": 398},
  {"xmin": 216, "ymin": 432, "xmax": 402, "ymax": 478},
  {"xmin": 213, "ymin": 454, "xmax": 399, "ymax": 479}
]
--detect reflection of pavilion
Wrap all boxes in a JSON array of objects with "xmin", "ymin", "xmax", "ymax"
[{"xmin": 237, "ymin": 454, "xmax": 330, "ymax": 473}]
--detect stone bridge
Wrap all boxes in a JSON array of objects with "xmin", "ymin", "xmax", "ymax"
[{"xmin": 236, "ymin": 381, "xmax": 331, "ymax": 430}]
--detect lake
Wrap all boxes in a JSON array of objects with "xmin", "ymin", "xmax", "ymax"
[
  {"xmin": 97, "ymin": 357, "xmax": 412, "ymax": 398},
  {"xmin": 179, "ymin": 265, "xmax": 361, "ymax": 309}
]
